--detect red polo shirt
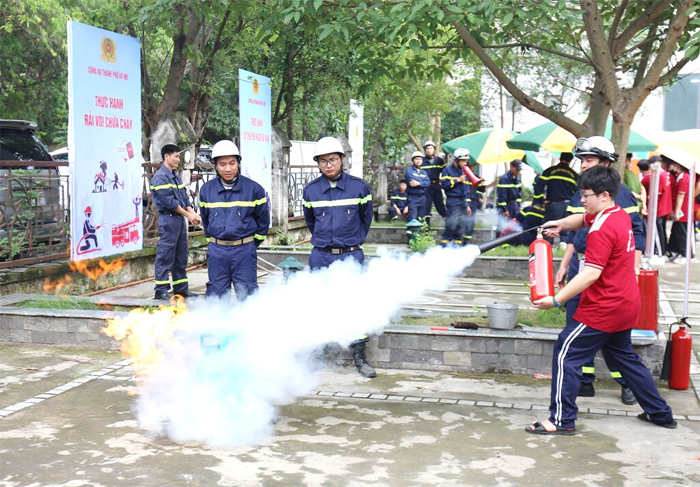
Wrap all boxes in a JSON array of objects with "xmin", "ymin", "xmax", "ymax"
[
  {"xmin": 574, "ymin": 205, "xmax": 640, "ymax": 332},
  {"xmin": 641, "ymin": 170, "xmax": 672, "ymax": 217},
  {"xmin": 674, "ymin": 172, "xmax": 691, "ymax": 223}
]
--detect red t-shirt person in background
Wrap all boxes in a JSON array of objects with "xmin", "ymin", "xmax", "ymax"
[
  {"xmin": 664, "ymin": 155, "xmax": 694, "ymax": 263},
  {"xmin": 525, "ymin": 165, "xmax": 675, "ymax": 436},
  {"xmin": 640, "ymin": 156, "xmax": 672, "ymax": 258}
]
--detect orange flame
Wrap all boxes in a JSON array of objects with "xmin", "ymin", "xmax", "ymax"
[
  {"xmin": 101, "ymin": 296, "xmax": 189, "ymax": 375},
  {"xmin": 43, "ymin": 258, "xmax": 125, "ymax": 294}
]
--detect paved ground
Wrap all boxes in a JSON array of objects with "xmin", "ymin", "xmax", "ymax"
[{"xmin": 1, "ymin": 245, "xmax": 699, "ymax": 486}]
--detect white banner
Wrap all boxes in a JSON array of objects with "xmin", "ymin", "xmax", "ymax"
[
  {"xmin": 239, "ymin": 69, "xmax": 272, "ymax": 200},
  {"xmin": 348, "ymin": 99, "xmax": 364, "ymax": 178},
  {"xmin": 67, "ymin": 21, "xmax": 142, "ymax": 261}
]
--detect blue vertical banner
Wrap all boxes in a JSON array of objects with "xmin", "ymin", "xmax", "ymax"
[
  {"xmin": 67, "ymin": 21, "xmax": 142, "ymax": 261},
  {"xmin": 238, "ymin": 69, "xmax": 272, "ymax": 207}
]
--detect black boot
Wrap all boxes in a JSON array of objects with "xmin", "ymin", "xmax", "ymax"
[{"xmin": 350, "ymin": 342, "xmax": 377, "ymax": 378}]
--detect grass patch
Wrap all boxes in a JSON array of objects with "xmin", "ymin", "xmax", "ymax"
[
  {"xmin": 481, "ymin": 245, "xmax": 565, "ymax": 258},
  {"xmin": 17, "ymin": 296, "xmax": 138, "ymax": 313},
  {"xmin": 393, "ymin": 308, "xmax": 566, "ymax": 329}
]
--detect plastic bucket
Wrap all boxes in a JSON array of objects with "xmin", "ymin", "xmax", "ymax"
[{"xmin": 487, "ymin": 303, "xmax": 519, "ymax": 330}]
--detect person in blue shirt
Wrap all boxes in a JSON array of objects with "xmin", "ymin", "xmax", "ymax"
[
  {"xmin": 405, "ymin": 150, "xmax": 431, "ymax": 222},
  {"xmin": 150, "ymin": 144, "xmax": 201, "ymax": 300},
  {"xmin": 302, "ymin": 136, "xmax": 376, "ymax": 378},
  {"xmin": 439, "ymin": 148, "xmax": 471, "ymax": 246},
  {"xmin": 422, "ymin": 140, "xmax": 447, "ymax": 226},
  {"xmin": 199, "ymin": 140, "xmax": 270, "ymax": 301},
  {"xmin": 533, "ymin": 152, "xmax": 578, "ymax": 227},
  {"xmin": 556, "ymin": 136, "xmax": 645, "ymax": 406},
  {"xmin": 497, "ymin": 160, "xmax": 523, "ymax": 226},
  {"xmin": 388, "ymin": 180, "xmax": 409, "ymax": 221}
]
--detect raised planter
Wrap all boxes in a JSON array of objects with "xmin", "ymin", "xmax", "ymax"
[{"xmin": 0, "ymin": 294, "xmax": 664, "ymax": 378}]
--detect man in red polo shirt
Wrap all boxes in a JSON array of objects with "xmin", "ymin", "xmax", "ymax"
[
  {"xmin": 525, "ymin": 165, "xmax": 675, "ymax": 435},
  {"xmin": 665, "ymin": 156, "xmax": 693, "ymax": 263},
  {"xmin": 640, "ymin": 156, "xmax": 672, "ymax": 259}
]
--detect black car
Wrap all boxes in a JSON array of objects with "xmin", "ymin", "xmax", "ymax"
[{"xmin": 0, "ymin": 119, "xmax": 63, "ymax": 257}]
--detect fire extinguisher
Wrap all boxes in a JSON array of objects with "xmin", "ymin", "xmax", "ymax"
[
  {"xmin": 529, "ymin": 228, "xmax": 554, "ymax": 302},
  {"xmin": 669, "ymin": 319, "xmax": 692, "ymax": 390},
  {"xmin": 463, "ymin": 165, "xmax": 483, "ymax": 185}
]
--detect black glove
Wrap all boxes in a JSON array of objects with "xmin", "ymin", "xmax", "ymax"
[{"xmin": 255, "ymin": 239, "xmax": 263, "ymax": 248}]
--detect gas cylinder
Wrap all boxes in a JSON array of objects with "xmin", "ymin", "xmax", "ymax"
[
  {"xmin": 636, "ymin": 269, "xmax": 659, "ymax": 332},
  {"xmin": 463, "ymin": 165, "xmax": 483, "ymax": 185},
  {"xmin": 669, "ymin": 324, "xmax": 692, "ymax": 390},
  {"xmin": 529, "ymin": 228, "xmax": 554, "ymax": 302}
]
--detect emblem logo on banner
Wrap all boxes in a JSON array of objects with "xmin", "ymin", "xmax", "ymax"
[{"xmin": 101, "ymin": 37, "xmax": 116, "ymax": 62}]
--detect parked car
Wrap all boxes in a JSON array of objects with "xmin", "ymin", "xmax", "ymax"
[{"xmin": 0, "ymin": 119, "xmax": 63, "ymax": 257}]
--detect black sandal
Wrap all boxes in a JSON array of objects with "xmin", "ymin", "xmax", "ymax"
[
  {"xmin": 637, "ymin": 413, "xmax": 677, "ymax": 429},
  {"xmin": 525, "ymin": 421, "xmax": 576, "ymax": 436}
]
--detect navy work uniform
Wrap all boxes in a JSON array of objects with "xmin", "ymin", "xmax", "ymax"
[
  {"xmin": 405, "ymin": 165, "xmax": 431, "ymax": 221},
  {"xmin": 422, "ymin": 154, "xmax": 447, "ymax": 219},
  {"xmin": 497, "ymin": 172, "xmax": 523, "ymax": 218},
  {"xmin": 199, "ymin": 176, "xmax": 269, "ymax": 300},
  {"xmin": 464, "ymin": 179, "xmax": 485, "ymax": 242},
  {"xmin": 509, "ymin": 203, "xmax": 545, "ymax": 246},
  {"xmin": 563, "ymin": 185, "xmax": 645, "ymax": 387},
  {"xmin": 388, "ymin": 190, "xmax": 408, "ymax": 220},
  {"xmin": 150, "ymin": 164, "xmax": 192, "ymax": 295},
  {"xmin": 533, "ymin": 162, "xmax": 578, "ymax": 223},
  {"xmin": 439, "ymin": 163, "xmax": 470, "ymax": 245},
  {"xmin": 303, "ymin": 170, "xmax": 373, "ymax": 270}
]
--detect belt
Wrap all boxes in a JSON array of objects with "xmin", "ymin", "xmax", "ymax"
[
  {"xmin": 315, "ymin": 245, "xmax": 362, "ymax": 255},
  {"xmin": 210, "ymin": 236, "xmax": 254, "ymax": 247}
]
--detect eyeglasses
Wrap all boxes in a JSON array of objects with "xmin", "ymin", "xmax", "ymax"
[
  {"xmin": 580, "ymin": 192, "xmax": 600, "ymax": 200},
  {"xmin": 318, "ymin": 156, "xmax": 341, "ymax": 166}
]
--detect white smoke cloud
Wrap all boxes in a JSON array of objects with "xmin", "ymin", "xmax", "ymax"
[{"xmin": 128, "ymin": 244, "xmax": 481, "ymax": 447}]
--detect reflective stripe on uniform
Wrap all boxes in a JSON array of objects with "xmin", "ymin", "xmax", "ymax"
[
  {"xmin": 254, "ymin": 233, "xmax": 266, "ymax": 240},
  {"xmin": 497, "ymin": 183, "xmax": 522, "ymax": 188},
  {"xmin": 391, "ymin": 196, "xmax": 407, "ymax": 200},
  {"xmin": 521, "ymin": 210, "xmax": 544, "ymax": 218},
  {"xmin": 540, "ymin": 174, "xmax": 577, "ymax": 185},
  {"xmin": 154, "ymin": 279, "xmax": 171, "ymax": 285},
  {"xmin": 610, "ymin": 371, "xmax": 622, "ymax": 378},
  {"xmin": 567, "ymin": 206, "xmax": 586, "ymax": 214},
  {"xmin": 582, "ymin": 366, "xmax": 596, "ymax": 374},
  {"xmin": 533, "ymin": 193, "xmax": 545, "ymax": 199},
  {"xmin": 150, "ymin": 183, "xmax": 186, "ymax": 190},
  {"xmin": 623, "ymin": 205, "xmax": 639, "ymax": 214},
  {"xmin": 171, "ymin": 278, "xmax": 188, "ymax": 285},
  {"xmin": 302, "ymin": 195, "xmax": 372, "ymax": 208},
  {"xmin": 200, "ymin": 197, "xmax": 268, "ymax": 208}
]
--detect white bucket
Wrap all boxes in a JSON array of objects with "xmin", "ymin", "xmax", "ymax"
[{"xmin": 487, "ymin": 303, "xmax": 519, "ymax": 330}]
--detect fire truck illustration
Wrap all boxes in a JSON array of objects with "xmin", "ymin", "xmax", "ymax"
[{"xmin": 111, "ymin": 216, "xmax": 140, "ymax": 247}]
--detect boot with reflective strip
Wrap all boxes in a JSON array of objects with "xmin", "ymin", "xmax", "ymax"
[{"xmin": 350, "ymin": 342, "xmax": 377, "ymax": 378}]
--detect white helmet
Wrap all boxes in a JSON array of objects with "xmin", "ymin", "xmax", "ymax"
[
  {"xmin": 423, "ymin": 140, "xmax": 436, "ymax": 148},
  {"xmin": 453, "ymin": 148, "xmax": 470, "ymax": 160},
  {"xmin": 313, "ymin": 137, "xmax": 345, "ymax": 161},
  {"xmin": 410, "ymin": 150, "xmax": 424, "ymax": 160},
  {"xmin": 573, "ymin": 136, "xmax": 618, "ymax": 162},
  {"xmin": 211, "ymin": 140, "xmax": 241, "ymax": 162}
]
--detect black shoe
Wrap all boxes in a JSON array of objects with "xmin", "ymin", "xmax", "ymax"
[
  {"xmin": 154, "ymin": 291, "xmax": 172, "ymax": 300},
  {"xmin": 578, "ymin": 382, "xmax": 595, "ymax": 397},
  {"xmin": 175, "ymin": 290, "xmax": 198, "ymax": 299},
  {"xmin": 350, "ymin": 342, "xmax": 377, "ymax": 378},
  {"xmin": 621, "ymin": 387, "xmax": 637, "ymax": 405}
]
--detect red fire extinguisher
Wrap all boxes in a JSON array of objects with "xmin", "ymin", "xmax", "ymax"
[
  {"xmin": 636, "ymin": 269, "xmax": 659, "ymax": 332},
  {"xmin": 669, "ymin": 320, "xmax": 692, "ymax": 390},
  {"xmin": 529, "ymin": 228, "xmax": 554, "ymax": 302},
  {"xmin": 463, "ymin": 165, "xmax": 483, "ymax": 185}
]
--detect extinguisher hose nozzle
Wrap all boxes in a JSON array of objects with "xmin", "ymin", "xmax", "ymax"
[{"xmin": 477, "ymin": 225, "xmax": 543, "ymax": 254}]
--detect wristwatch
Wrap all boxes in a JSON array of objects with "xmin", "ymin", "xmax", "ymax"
[{"xmin": 552, "ymin": 296, "xmax": 562, "ymax": 308}]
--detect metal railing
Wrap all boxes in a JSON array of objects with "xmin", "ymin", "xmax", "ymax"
[
  {"xmin": 0, "ymin": 161, "xmax": 70, "ymax": 267},
  {"xmin": 288, "ymin": 165, "xmax": 319, "ymax": 218}
]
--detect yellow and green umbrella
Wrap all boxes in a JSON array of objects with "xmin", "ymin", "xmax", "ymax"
[
  {"xmin": 506, "ymin": 119, "xmax": 657, "ymax": 153},
  {"xmin": 656, "ymin": 129, "xmax": 700, "ymax": 160},
  {"xmin": 442, "ymin": 128, "xmax": 526, "ymax": 165}
]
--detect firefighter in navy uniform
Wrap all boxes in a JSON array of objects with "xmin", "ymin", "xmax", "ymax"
[
  {"xmin": 464, "ymin": 158, "xmax": 485, "ymax": 243},
  {"xmin": 556, "ymin": 136, "xmax": 645, "ymax": 406},
  {"xmin": 422, "ymin": 140, "xmax": 447, "ymax": 227},
  {"xmin": 533, "ymin": 152, "xmax": 578, "ymax": 225},
  {"xmin": 510, "ymin": 203, "xmax": 545, "ymax": 246},
  {"xmin": 150, "ymin": 144, "xmax": 201, "ymax": 300},
  {"xmin": 439, "ymin": 148, "xmax": 471, "ymax": 246},
  {"xmin": 405, "ymin": 150, "xmax": 431, "ymax": 221},
  {"xmin": 497, "ymin": 160, "xmax": 523, "ymax": 222},
  {"xmin": 199, "ymin": 140, "xmax": 270, "ymax": 301},
  {"xmin": 302, "ymin": 136, "xmax": 376, "ymax": 378},
  {"xmin": 388, "ymin": 180, "xmax": 409, "ymax": 221}
]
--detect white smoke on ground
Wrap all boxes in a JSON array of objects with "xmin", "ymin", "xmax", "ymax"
[{"xmin": 128, "ymin": 244, "xmax": 481, "ymax": 447}]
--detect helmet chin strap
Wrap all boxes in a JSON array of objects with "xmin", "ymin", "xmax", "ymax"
[{"xmin": 329, "ymin": 170, "xmax": 343, "ymax": 182}]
